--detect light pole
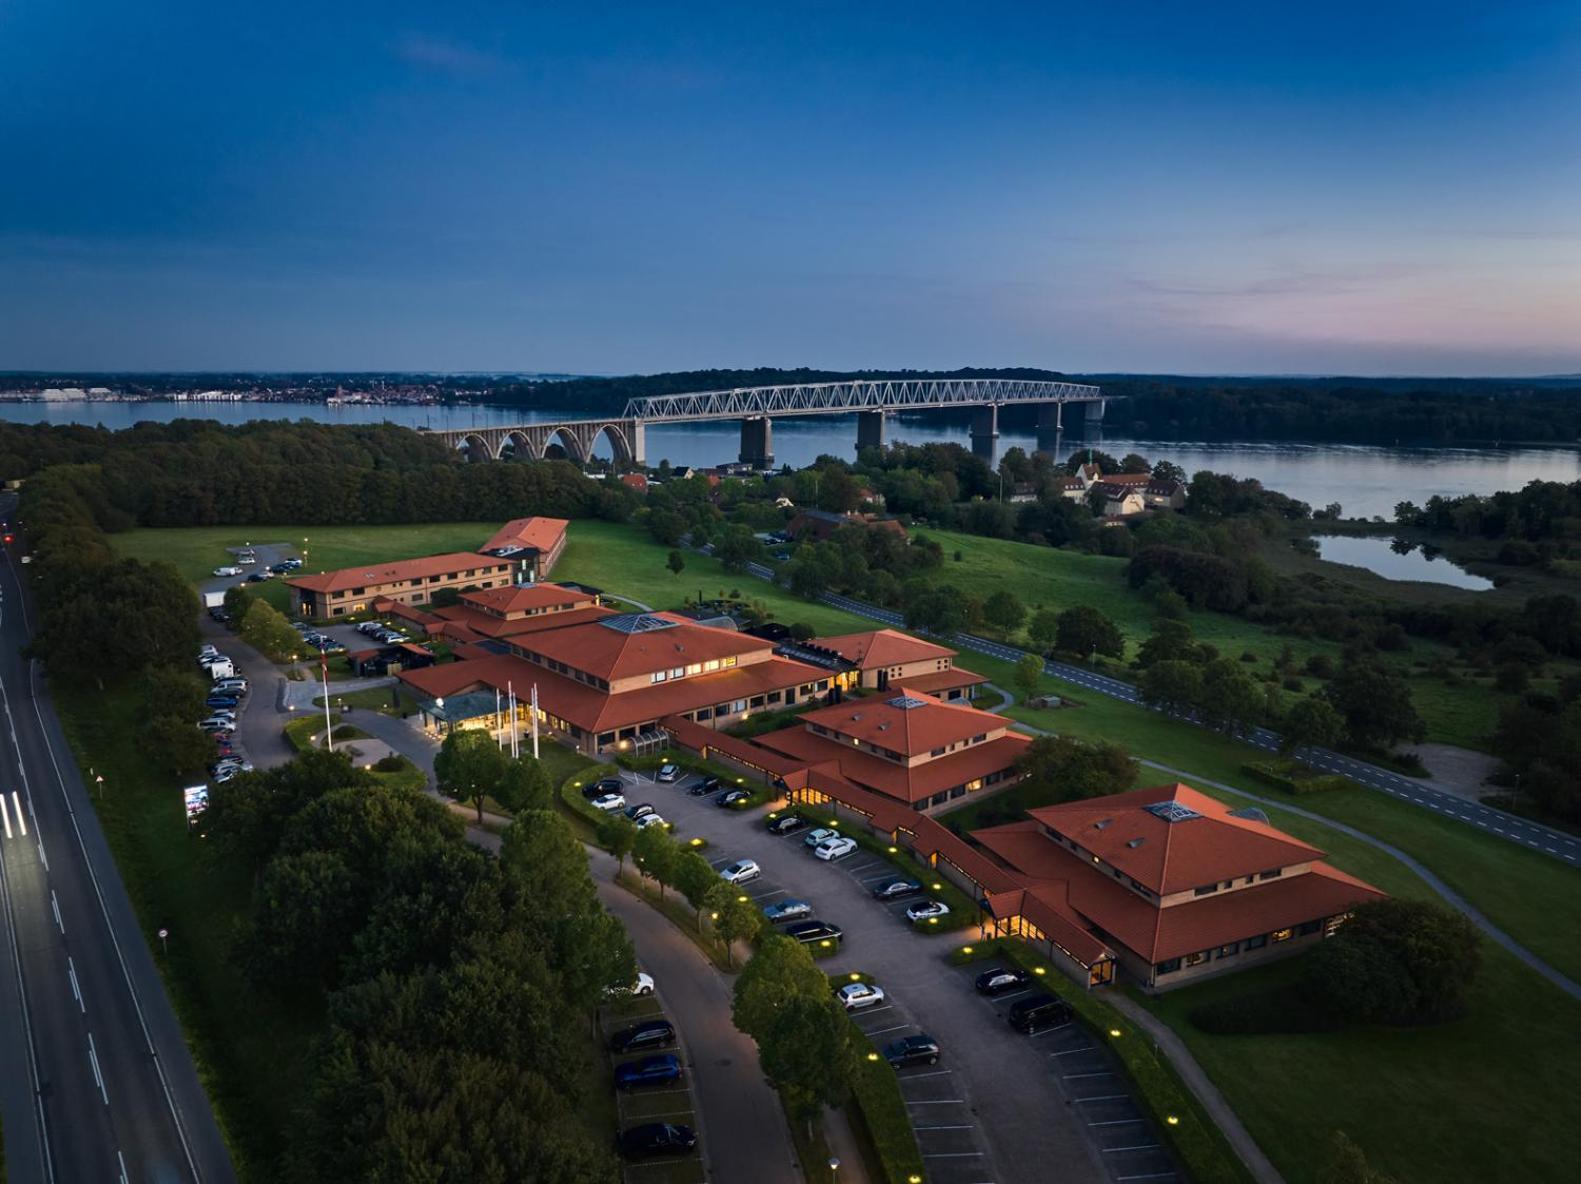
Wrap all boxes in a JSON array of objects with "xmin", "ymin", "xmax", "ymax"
[
  {"xmin": 827, "ymin": 1156, "xmax": 840, "ymax": 1184},
  {"xmin": 157, "ymin": 928, "xmax": 169, "ymax": 956}
]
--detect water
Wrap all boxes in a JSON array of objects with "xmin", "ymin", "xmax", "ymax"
[
  {"xmin": 1313, "ymin": 535, "xmax": 1495, "ymax": 591},
  {"xmin": 2, "ymin": 399, "xmax": 1576, "ymax": 520}
]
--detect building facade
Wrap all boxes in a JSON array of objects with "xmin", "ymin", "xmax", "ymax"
[{"xmin": 287, "ymin": 552, "xmax": 514, "ymax": 619}]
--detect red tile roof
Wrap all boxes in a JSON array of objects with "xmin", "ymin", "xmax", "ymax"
[
  {"xmin": 755, "ymin": 725, "xmax": 1030, "ymax": 806},
  {"xmin": 891, "ymin": 667, "xmax": 989, "ymax": 695},
  {"xmin": 481, "ymin": 516, "xmax": 569, "ymax": 555},
  {"xmin": 517, "ymin": 612, "xmax": 776, "ymax": 681},
  {"xmin": 433, "ymin": 603, "xmax": 615, "ymax": 639},
  {"xmin": 810, "ymin": 629, "xmax": 957, "ymax": 670},
  {"xmin": 461, "ymin": 582, "xmax": 596, "ymax": 617},
  {"xmin": 289, "ymin": 552, "xmax": 503, "ymax": 594},
  {"xmin": 1027, "ymin": 785, "xmax": 1325, "ymax": 895},
  {"xmin": 797, "ymin": 689, "xmax": 1006, "ymax": 756}
]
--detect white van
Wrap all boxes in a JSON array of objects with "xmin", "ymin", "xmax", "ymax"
[{"xmin": 207, "ymin": 659, "xmax": 236, "ymax": 680}]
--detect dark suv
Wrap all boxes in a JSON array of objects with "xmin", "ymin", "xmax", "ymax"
[
  {"xmin": 1007, "ymin": 993, "xmax": 1073, "ymax": 1035},
  {"xmin": 784, "ymin": 919, "xmax": 843, "ymax": 945},
  {"xmin": 882, "ymin": 1034, "xmax": 941, "ymax": 1068},
  {"xmin": 767, "ymin": 814, "xmax": 808, "ymax": 836},
  {"xmin": 617, "ymin": 1122, "xmax": 697, "ymax": 1160},
  {"xmin": 615, "ymin": 1054, "xmax": 683, "ymax": 1091},
  {"xmin": 974, "ymin": 966, "xmax": 1033, "ymax": 996},
  {"xmin": 609, "ymin": 1019, "xmax": 676, "ymax": 1054},
  {"xmin": 689, "ymin": 775, "xmax": 723, "ymax": 797}
]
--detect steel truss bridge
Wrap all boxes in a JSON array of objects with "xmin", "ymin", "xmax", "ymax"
[{"xmin": 426, "ymin": 377, "xmax": 1103, "ymax": 467}]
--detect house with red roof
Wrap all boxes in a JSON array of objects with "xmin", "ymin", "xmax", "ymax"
[
  {"xmin": 479, "ymin": 516, "xmax": 569, "ymax": 580},
  {"xmin": 287, "ymin": 552, "xmax": 515, "ymax": 619},
  {"xmin": 783, "ymin": 628, "xmax": 988, "ymax": 701}
]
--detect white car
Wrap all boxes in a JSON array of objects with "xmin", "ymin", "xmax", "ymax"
[
  {"xmin": 803, "ymin": 828, "xmax": 839, "ymax": 849},
  {"xmin": 236, "ymin": 555, "xmax": 256, "ymax": 565},
  {"xmin": 198, "ymin": 719, "xmax": 237, "ymax": 733},
  {"xmin": 657, "ymin": 763, "xmax": 679, "ymax": 783},
  {"xmin": 211, "ymin": 566, "xmax": 242, "ymax": 577},
  {"xmin": 718, "ymin": 859, "xmax": 761, "ymax": 885},
  {"xmin": 635, "ymin": 814, "xmax": 668, "ymax": 830},
  {"xmin": 199, "ymin": 644, "xmax": 218, "ymax": 658},
  {"xmin": 591, "ymin": 793, "xmax": 626, "ymax": 812},
  {"xmin": 214, "ymin": 679, "xmax": 248, "ymax": 695},
  {"xmin": 837, "ymin": 982, "xmax": 887, "ymax": 1012},
  {"xmin": 603, "ymin": 971, "xmax": 656, "ymax": 1000},
  {"xmin": 814, "ymin": 836, "xmax": 857, "ymax": 862},
  {"xmin": 906, "ymin": 900, "xmax": 952, "ymax": 922}
]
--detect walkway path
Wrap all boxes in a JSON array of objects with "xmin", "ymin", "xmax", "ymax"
[{"xmin": 281, "ymin": 672, "xmax": 395, "ymax": 711}]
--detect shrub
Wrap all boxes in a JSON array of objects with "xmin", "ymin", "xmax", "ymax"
[
  {"xmin": 1240, "ymin": 650, "xmax": 1258, "ymax": 663},
  {"xmin": 1305, "ymin": 653, "xmax": 1337, "ymax": 679}
]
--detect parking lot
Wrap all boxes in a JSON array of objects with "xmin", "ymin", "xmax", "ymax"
[
  {"xmin": 598, "ymin": 991, "xmax": 708, "ymax": 1184},
  {"xmin": 618, "ymin": 765, "xmax": 1181, "ymax": 1184}
]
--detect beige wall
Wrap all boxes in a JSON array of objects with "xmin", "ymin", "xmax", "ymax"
[{"xmin": 859, "ymin": 655, "xmax": 955, "ymax": 689}]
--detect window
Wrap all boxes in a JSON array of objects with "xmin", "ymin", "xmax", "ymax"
[
  {"xmin": 1156, "ymin": 958, "xmax": 1182, "ymax": 975},
  {"xmin": 1193, "ymin": 884, "xmax": 1218, "ymax": 897},
  {"xmin": 651, "ymin": 671, "xmax": 667, "ymax": 683},
  {"xmin": 1216, "ymin": 942, "xmax": 1239, "ymax": 958},
  {"xmin": 930, "ymin": 746, "xmax": 947, "ymax": 757},
  {"xmin": 671, "ymin": 667, "xmax": 684, "ymax": 679},
  {"xmin": 970, "ymin": 733, "xmax": 987, "ymax": 744},
  {"xmin": 1297, "ymin": 920, "xmax": 1322, "ymax": 936},
  {"xmin": 1258, "ymin": 868, "xmax": 1284, "ymax": 881},
  {"xmin": 1246, "ymin": 934, "xmax": 1267, "ymax": 950},
  {"xmin": 722, "ymin": 655, "xmax": 737, "ymax": 668},
  {"xmin": 704, "ymin": 659, "xmax": 721, "ymax": 672},
  {"xmin": 1270, "ymin": 928, "xmax": 1294, "ymax": 944},
  {"xmin": 686, "ymin": 663, "xmax": 702, "ymax": 676},
  {"xmin": 1184, "ymin": 950, "xmax": 1209, "ymax": 968}
]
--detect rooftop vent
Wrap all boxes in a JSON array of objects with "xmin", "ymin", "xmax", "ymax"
[
  {"xmin": 1126, "ymin": 837, "xmax": 1146, "ymax": 848},
  {"xmin": 1093, "ymin": 818, "xmax": 1113, "ymax": 830},
  {"xmin": 886, "ymin": 695, "xmax": 928, "ymax": 710},
  {"xmin": 1144, "ymin": 800, "xmax": 1202, "ymax": 823},
  {"xmin": 599, "ymin": 613, "xmax": 679, "ymax": 635}
]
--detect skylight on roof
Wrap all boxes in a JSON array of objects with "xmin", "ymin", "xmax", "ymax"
[
  {"xmin": 886, "ymin": 695, "xmax": 928, "ymax": 710},
  {"xmin": 1228, "ymin": 806, "xmax": 1270, "ymax": 825},
  {"xmin": 599, "ymin": 613, "xmax": 679, "ymax": 635},
  {"xmin": 1144, "ymin": 800, "xmax": 1202, "ymax": 823}
]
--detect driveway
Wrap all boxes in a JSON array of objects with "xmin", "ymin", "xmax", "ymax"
[{"xmin": 619, "ymin": 768, "xmax": 1120, "ymax": 1184}]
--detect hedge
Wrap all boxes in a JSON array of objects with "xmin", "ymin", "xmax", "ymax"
[
  {"xmin": 947, "ymin": 939, "xmax": 1256, "ymax": 1184},
  {"xmin": 1241, "ymin": 761, "xmax": 1349, "ymax": 796},
  {"xmin": 847, "ymin": 1021, "xmax": 926, "ymax": 1184}
]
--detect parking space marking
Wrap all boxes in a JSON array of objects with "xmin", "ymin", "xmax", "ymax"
[
  {"xmin": 1089, "ymin": 1119, "xmax": 1147, "ymax": 1127},
  {"xmin": 1063, "ymin": 1071, "xmax": 1114, "ymax": 1081},
  {"xmin": 923, "ymin": 1152, "xmax": 985, "ymax": 1158},
  {"xmin": 915, "ymin": 1124, "xmax": 975, "ymax": 1131},
  {"xmin": 1105, "ymin": 1144, "xmax": 1161, "ymax": 1154},
  {"xmin": 748, "ymin": 887, "xmax": 785, "ymax": 900},
  {"xmin": 898, "ymin": 1069, "xmax": 953, "ymax": 1079},
  {"xmin": 1051, "ymin": 1046, "xmax": 1096, "ymax": 1057},
  {"xmin": 1075, "ymin": 1094, "xmax": 1129, "ymax": 1103},
  {"xmin": 907, "ymin": 1099, "xmax": 966, "ymax": 1105},
  {"xmin": 863, "ymin": 1023, "xmax": 911, "ymax": 1036}
]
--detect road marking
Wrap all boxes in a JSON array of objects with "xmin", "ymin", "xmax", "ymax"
[
  {"xmin": 1089, "ymin": 1118, "xmax": 1146, "ymax": 1126},
  {"xmin": 50, "ymin": 890, "xmax": 63, "ymax": 933},
  {"xmin": 863, "ymin": 1023, "xmax": 910, "ymax": 1035},
  {"xmin": 1064, "ymin": 1071, "xmax": 1114, "ymax": 1080},
  {"xmin": 68, "ymin": 956, "xmax": 83, "ymax": 1012},
  {"xmin": 923, "ymin": 1151, "xmax": 985, "ymax": 1158},
  {"xmin": 898, "ymin": 1069, "xmax": 953, "ymax": 1080},
  {"xmin": 915, "ymin": 1124, "xmax": 975, "ymax": 1130},
  {"xmin": 1105, "ymin": 1144, "xmax": 1161, "ymax": 1153},
  {"xmin": 117, "ymin": 1150, "xmax": 129, "ymax": 1184},
  {"xmin": 1052, "ymin": 1046, "xmax": 1096, "ymax": 1056},
  {"xmin": 1074, "ymin": 1094, "xmax": 1129, "ymax": 1103},
  {"xmin": 907, "ymin": 1098, "xmax": 965, "ymax": 1105},
  {"xmin": 0, "ymin": 791, "xmax": 9, "ymax": 838},
  {"xmin": 12, "ymin": 791, "xmax": 24, "ymax": 836},
  {"xmin": 1116, "ymin": 1174, "xmax": 1178, "ymax": 1182},
  {"xmin": 87, "ymin": 1031, "xmax": 108, "ymax": 1105}
]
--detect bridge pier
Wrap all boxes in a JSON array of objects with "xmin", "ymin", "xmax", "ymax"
[
  {"xmin": 856, "ymin": 410, "xmax": 886, "ymax": 454},
  {"xmin": 1035, "ymin": 402, "xmax": 1064, "ymax": 457},
  {"xmin": 970, "ymin": 405, "xmax": 999, "ymax": 462},
  {"xmin": 739, "ymin": 417, "xmax": 774, "ymax": 468},
  {"xmin": 628, "ymin": 420, "xmax": 646, "ymax": 467}
]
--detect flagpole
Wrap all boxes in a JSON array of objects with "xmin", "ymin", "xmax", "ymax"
[
  {"xmin": 495, "ymin": 687, "xmax": 503, "ymax": 747},
  {"xmin": 508, "ymin": 681, "xmax": 519, "ymax": 759},
  {"xmin": 321, "ymin": 653, "xmax": 334, "ymax": 752},
  {"xmin": 531, "ymin": 682, "xmax": 540, "ymax": 760}
]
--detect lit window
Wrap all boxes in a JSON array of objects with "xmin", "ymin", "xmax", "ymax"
[
  {"xmin": 1271, "ymin": 928, "xmax": 1294, "ymax": 943},
  {"xmin": 1216, "ymin": 942, "xmax": 1238, "ymax": 958},
  {"xmin": 723, "ymin": 656, "xmax": 738, "ymax": 668},
  {"xmin": 704, "ymin": 659, "xmax": 721, "ymax": 672},
  {"xmin": 651, "ymin": 671, "xmax": 667, "ymax": 683},
  {"xmin": 686, "ymin": 663, "xmax": 702, "ymax": 676},
  {"xmin": 1184, "ymin": 950, "xmax": 1209, "ymax": 968}
]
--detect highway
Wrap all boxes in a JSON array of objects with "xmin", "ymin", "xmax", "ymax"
[
  {"xmin": 0, "ymin": 498, "xmax": 235, "ymax": 1184},
  {"xmin": 736, "ymin": 556, "xmax": 1581, "ymax": 869}
]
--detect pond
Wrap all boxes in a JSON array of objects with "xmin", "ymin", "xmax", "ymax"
[{"xmin": 1312, "ymin": 534, "xmax": 1495, "ymax": 591}]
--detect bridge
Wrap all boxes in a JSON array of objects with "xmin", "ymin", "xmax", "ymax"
[{"xmin": 426, "ymin": 377, "xmax": 1104, "ymax": 467}]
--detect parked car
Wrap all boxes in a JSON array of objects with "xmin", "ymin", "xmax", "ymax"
[
  {"xmin": 580, "ymin": 783, "xmax": 610, "ymax": 800},
  {"xmin": 766, "ymin": 814, "xmax": 808, "ymax": 836},
  {"xmin": 617, "ymin": 1122, "xmax": 696, "ymax": 1161},
  {"xmin": 837, "ymin": 982, "xmax": 886, "ymax": 1011},
  {"xmin": 813, "ymin": 836, "xmax": 857, "ymax": 862},
  {"xmin": 199, "ymin": 644, "xmax": 218, "ymax": 658},
  {"xmin": 198, "ymin": 719, "xmax": 237, "ymax": 733},
  {"xmin": 784, "ymin": 919, "xmax": 842, "ymax": 945},
  {"xmin": 872, "ymin": 878, "xmax": 923, "ymax": 900},
  {"xmin": 214, "ymin": 678, "xmax": 248, "ymax": 695},
  {"xmin": 974, "ymin": 967, "xmax": 1033, "ymax": 997},
  {"xmin": 713, "ymin": 788, "xmax": 751, "ymax": 808},
  {"xmin": 609, "ymin": 1019, "xmax": 675, "ymax": 1054},
  {"xmin": 623, "ymin": 802, "xmax": 656, "ymax": 820},
  {"xmin": 246, "ymin": 572, "xmax": 269, "ymax": 583},
  {"xmin": 1007, "ymin": 993, "xmax": 1073, "ymax": 1035},
  {"xmin": 592, "ymin": 777, "xmax": 623, "ymax": 795},
  {"xmin": 591, "ymin": 793, "xmax": 626, "ymax": 812},
  {"xmin": 615, "ymin": 1053, "xmax": 683, "ymax": 1092},
  {"xmin": 656, "ymin": 763, "xmax": 679, "ymax": 783},
  {"xmin": 211, "ymin": 566, "xmax": 241, "ymax": 577},
  {"xmin": 205, "ymin": 695, "xmax": 240, "ymax": 710},
  {"xmin": 905, "ymin": 900, "xmax": 951, "ymax": 922},
  {"xmin": 692, "ymin": 775, "xmax": 722, "ymax": 796},
  {"xmin": 235, "ymin": 554, "xmax": 256, "ymax": 565},
  {"xmin": 718, "ymin": 859, "xmax": 761, "ymax": 885},
  {"xmin": 269, "ymin": 562, "xmax": 293, "ymax": 574},
  {"xmin": 803, "ymin": 827, "xmax": 839, "ymax": 848},
  {"xmin": 281, "ymin": 557, "xmax": 302, "ymax": 570},
  {"xmin": 602, "ymin": 971, "xmax": 657, "ymax": 1000},
  {"xmin": 635, "ymin": 813, "xmax": 668, "ymax": 830},
  {"xmin": 882, "ymin": 1034, "xmax": 941, "ymax": 1068},
  {"xmin": 762, "ymin": 898, "xmax": 813, "ymax": 924}
]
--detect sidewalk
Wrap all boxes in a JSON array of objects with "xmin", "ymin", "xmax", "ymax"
[{"xmin": 1105, "ymin": 992, "xmax": 1285, "ymax": 1184}]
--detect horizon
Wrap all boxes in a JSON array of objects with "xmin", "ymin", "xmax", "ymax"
[{"xmin": 2, "ymin": 2, "xmax": 1578, "ymax": 375}]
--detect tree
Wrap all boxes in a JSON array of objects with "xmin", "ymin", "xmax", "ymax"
[
  {"xmin": 1302, "ymin": 899, "xmax": 1479, "ymax": 1026},
  {"xmin": 1015, "ymin": 735, "xmax": 1138, "ymax": 800},
  {"xmin": 433, "ymin": 728, "xmax": 509, "ymax": 825},
  {"xmin": 982, "ymin": 589, "xmax": 1026, "ymax": 637},
  {"xmin": 714, "ymin": 524, "xmax": 764, "ymax": 573},
  {"xmin": 758, "ymin": 996, "xmax": 856, "ymax": 1131},
  {"xmin": 667, "ymin": 549, "xmax": 686, "ymax": 577},
  {"xmin": 143, "ymin": 665, "xmax": 209, "ymax": 724},
  {"xmin": 600, "ymin": 814, "xmax": 638, "ymax": 873},
  {"xmin": 902, "ymin": 581, "xmax": 965, "ymax": 636},
  {"xmin": 499, "ymin": 810, "xmax": 599, "ymax": 912},
  {"xmin": 1152, "ymin": 460, "xmax": 1185, "ymax": 485},
  {"xmin": 222, "ymin": 582, "xmax": 255, "ymax": 621},
  {"xmin": 495, "ymin": 755, "xmax": 553, "ymax": 813},
  {"xmin": 633, "ymin": 824, "xmax": 678, "ymax": 900},
  {"xmin": 673, "ymin": 849, "xmax": 722, "ymax": 931},
  {"xmin": 1055, "ymin": 605, "xmax": 1125, "ymax": 660},
  {"xmin": 704, "ymin": 882, "xmax": 763, "ymax": 968},
  {"xmin": 244, "ymin": 850, "xmax": 364, "ymax": 990},
  {"xmin": 1139, "ymin": 659, "xmax": 1204, "ymax": 715},
  {"xmin": 240, "ymin": 598, "xmax": 309, "ymax": 663},
  {"xmin": 1120, "ymin": 452, "xmax": 1151, "ymax": 473},
  {"xmin": 1136, "ymin": 618, "xmax": 1199, "ymax": 668},
  {"xmin": 1027, "ymin": 609, "xmax": 1060, "ymax": 654},
  {"xmin": 1318, "ymin": 1131, "xmax": 1400, "ymax": 1184},
  {"xmin": 1280, "ymin": 696, "xmax": 1345, "ymax": 756},
  {"xmin": 147, "ymin": 714, "xmax": 220, "ymax": 776},
  {"xmin": 1323, "ymin": 656, "xmax": 1425, "ymax": 751},
  {"xmin": 1198, "ymin": 658, "xmax": 1264, "ymax": 735},
  {"xmin": 733, "ymin": 935, "xmax": 832, "ymax": 1040},
  {"xmin": 1013, "ymin": 653, "xmax": 1043, "ymax": 700}
]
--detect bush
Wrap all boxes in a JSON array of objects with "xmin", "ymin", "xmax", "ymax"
[
  {"xmin": 848, "ymin": 1034, "xmax": 927, "ymax": 1184},
  {"xmin": 1305, "ymin": 653, "xmax": 1337, "ymax": 679},
  {"xmin": 1240, "ymin": 650, "xmax": 1258, "ymax": 663},
  {"xmin": 372, "ymin": 754, "xmax": 408, "ymax": 773}
]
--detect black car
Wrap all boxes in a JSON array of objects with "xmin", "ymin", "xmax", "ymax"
[
  {"xmin": 767, "ymin": 814, "xmax": 809, "ymax": 836},
  {"xmin": 882, "ymin": 1034, "xmax": 941, "ymax": 1068},
  {"xmin": 689, "ymin": 775, "xmax": 722, "ymax": 797},
  {"xmin": 784, "ymin": 919, "xmax": 843, "ymax": 945},
  {"xmin": 609, "ymin": 1019, "xmax": 676, "ymax": 1054},
  {"xmin": 714, "ymin": 788, "xmax": 751, "ymax": 808},
  {"xmin": 871, "ymin": 878, "xmax": 923, "ymax": 900},
  {"xmin": 617, "ymin": 1122, "xmax": 697, "ymax": 1161},
  {"xmin": 593, "ymin": 777, "xmax": 623, "ymax": 795},
  {"xmin": 1007, "ymin": 993, "xmax": 1073, "ymax": 1035},
  {"xmin": 974, "ymin": 967, "xmax": 1034, "ymax": 996}
]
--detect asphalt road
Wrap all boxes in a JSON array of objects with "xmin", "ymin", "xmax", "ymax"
[{"xmin": 0, "ymin": 505, "xmax": 235, "ymax": 1183}]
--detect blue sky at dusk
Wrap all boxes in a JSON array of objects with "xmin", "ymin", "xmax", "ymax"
[{"xmin": 2, "ymin": 1, "xmax": 1577, "ymax": 375}]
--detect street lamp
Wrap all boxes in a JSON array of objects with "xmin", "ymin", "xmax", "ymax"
[{"xmin": 827, "ymin": 1156, "xmax": 839, "ymax": 1183}]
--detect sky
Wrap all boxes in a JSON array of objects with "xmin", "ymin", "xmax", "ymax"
[{"xmin": 2, "ymin": 1, "xmax": 1579, "ymax": 376}]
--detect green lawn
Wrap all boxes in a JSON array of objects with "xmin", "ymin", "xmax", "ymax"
[
  {"xmin": 53, "ymin": 680, "xmax": 317, "ymax": 1182},
  {"xmin": 1137, "ymin": 945, "xmax": 1581, "ymax": 1184}
]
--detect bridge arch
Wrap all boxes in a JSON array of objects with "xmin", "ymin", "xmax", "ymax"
[
  {"xmin": 500, "ymin": 429, "xmax": 534, "ymax": 460},
  {"xmin": 540, "ymin": 427, "xmax": 585, "ymax": 463},
  {"xmin": 588, "ymin": 422, "xmax": 634, "ymax": 466},
  {"xmin": 456, "ymin": 432, "xmax": 492, "ymax": 463}
]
